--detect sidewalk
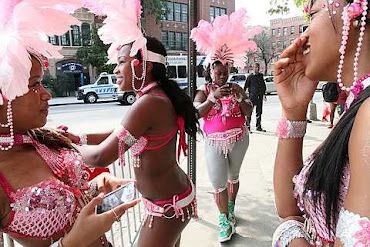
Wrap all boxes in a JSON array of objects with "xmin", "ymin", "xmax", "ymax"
[
  {"xmin": 180, "ymin": 119, "xmax": 331, "ymax": 246},
  {"xmin": 49, "ymin": 96, "xmax": 81, "ymax": 106}
]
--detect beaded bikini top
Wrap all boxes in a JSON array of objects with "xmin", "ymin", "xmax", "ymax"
[{"xmin": 0, "ymin": 135, "xmax": 90, "ymax": 240}]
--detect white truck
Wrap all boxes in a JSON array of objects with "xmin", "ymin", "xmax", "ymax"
[{"xmin": 77, "ymin": 73, "xmax": 136, "ymax": 105}]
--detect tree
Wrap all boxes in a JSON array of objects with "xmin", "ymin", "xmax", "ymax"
[
  {"xmin": 76, "ymin": 26, "xmax": 115, "ymax": 76},
  {"xmin": 77, "ymin": 0, "xmax": 166, "ymax": 78},
  {"xmin": 142, "ymin": 0, "xmax": 167, "ymax": 22},
  {"xmin": 268, "ymin": 0, "xmax": 307, "ymax": 15},
  {"xmin": 247, "ymin": 30, "xmax": 279, "ymax": 76}
]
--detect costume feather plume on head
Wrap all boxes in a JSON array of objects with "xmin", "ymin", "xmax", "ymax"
[
  {"xmin": 190, "ymin": 9, "xmax": 262, "ymax": 68},
  {"xmin": 0, "ymin": 0, "xmax": 81, "ymax": 102},
  {"xmin": 97, "ymin": 0, "xmax": 146, "ymax": 63}
]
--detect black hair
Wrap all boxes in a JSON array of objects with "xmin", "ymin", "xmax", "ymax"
[
  {"xmin": 303, "ymin": 0, "xmax": 370, "ymax": 235},
  {"xmin": 255, "ymin": 63, "xmax": 260, "ymax": 67},
  {"xmin": 29, "ymin": 128, "xmax": 75, "ymax": 150},
  {"xmin": 204, "ymin": 61, "xmax": 229, "ymax": 83},
  {"xmin": 137, "ymin": 37, "xmax": 198, "ymax": 137}
]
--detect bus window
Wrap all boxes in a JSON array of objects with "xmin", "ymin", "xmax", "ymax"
[
  {"xmin": 167, "ymin": 66, "xmax": 177, "ymax": 79},
  {"xmin": 197, "ymin": 65, "xmax": 205, "ymax": 78},
  {"xmin": 178, "ymin": 66, "xmax": 187, "ymax": 78}
]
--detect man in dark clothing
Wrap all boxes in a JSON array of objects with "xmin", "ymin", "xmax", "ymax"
[{"xmin": 244, "ymin": 63, "xmax": 267, "ymax": 132}]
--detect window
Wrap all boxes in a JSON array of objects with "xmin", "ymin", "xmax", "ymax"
[
  {"xmin": 181, "ymin": 4, "xmax": 188, "ymax": 22},
  {"xmin": 283, "ymin": 40, "xmax": 287, "ymax": 48},
  {"xmin": 112, "ymin": 76, "xmax": 117, "ymax": 84},
  {"xmin": 167, "ymin": 2, "xmax": 174, "ymax": 21},
  {"xmin": 161, "ymin": 31, "xmax": 188, "ymax": 50},
  {"xmin": 290, "ymin": 26, "xmax": 295, "ymax": 34},
  {"xmin": 161, "ymin": 31, "xmax": 169, "ymax": 49},
  {"xmin": 290, "ymin": 39, "xmax": 294, "ymax": 44},
  {"xmin": 272, "ymin": 29, "xmax": 276, "ymax": 36},
  {"xmin": 168, "ymin": 31, "xmax": 175, "ymax": 50},
  {"xmin": 278, "ymin": 28, "xmax": 281, "ymax": 36},
  {"xmin": 299, "ymin": 25, "xmax": 309, "ymax": 33},
  {"xmin": 277, "ymin": 41, "xmax": 281, "ymax": 48},
  {"xmin": 284, "ymin": 27, "xmax": 288, "ymax": 36},
  {"xmin": 49, "ymin": 36, "xmax": 59, "ymax": 45},
  {"xmin": 175, "ymin": 32, "xmax": 182, "ymax": 50},
  {"xmin": 197, "ymin": 65, "xmax": 205, "ymax": 78},
  {"xmin": 164, "ymin": 2, "xmax": 188, "ymax": 22},
  {"xmin": 97, "ymin": 77, "xmax": 109, "ymax": 85},
  {"xmin": 174, "ymin": 3, "xmax": 181, "ymax": 22},
  {"xmin": 272, "ymin": 42, "xmax": 275, "ymax": 49},
  {"xmin": 210, "ymin": 6, "xmax": 226, "ymax": 22},
  {"xmin": 182, "ymin": 32, "xmax": 188, "ymax": 51},
  {"xmin": 167, "ymin": 66, "xmax": 177, "ymax": 78},
  {"xmin": 71, "ymin": 25, "xmax": 81, "ymax": 46},
  {"xmin": 81, "ymin": 23, "xmax": 91, "ymax": 46},
  {"xmin": 178, "ymin": 66, "xmax": 187, "ymax": 78},
  {"xmin": 60, "ymin": 31, "xmax": 70, "ymax": 46}
]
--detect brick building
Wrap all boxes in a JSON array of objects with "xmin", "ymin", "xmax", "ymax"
[
  {"xmin": 46, "ymin": 8, "xmax": 101, "ymax": 89},
  {"xmin": 267, "ymin": 16, "xmax": 308, "ymax": 74},
  {"xmin": 143, "ymin": 0, "xmax": 235, "ymax": 56},
  {"xmin": 46, "ymin": 1, "xmax": 235, "ymax": 90}
]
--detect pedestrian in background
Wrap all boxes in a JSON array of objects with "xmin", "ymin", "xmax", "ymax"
[{"xmin": 244, "ymin": 63, "xmax": 267, "ymax": 132}]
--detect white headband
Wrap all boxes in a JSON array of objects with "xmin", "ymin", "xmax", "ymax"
[{"xmin": 146, "ymin": 51, "xmax": 166, "ymax": 66}]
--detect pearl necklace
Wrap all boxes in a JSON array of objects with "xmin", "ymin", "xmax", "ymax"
[
  {"xmin": 0, "ymin": 101, "xmax": 14, "ymax": 151},
  {"xmin": 337, "ymin": 0, "xmax": 368, "ymax": 92}
]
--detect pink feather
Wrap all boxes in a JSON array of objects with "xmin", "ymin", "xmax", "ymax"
[
  {"xmin": 95, "ymin": 0, "xmax": 146, "ymax": 62},
  {"xmin": 0, "ymin": 0, "xmax": 82, "ymax": 101},
  {"xmin": 190, "ymin": 8, "xmax": 262, "ymax": 68}
]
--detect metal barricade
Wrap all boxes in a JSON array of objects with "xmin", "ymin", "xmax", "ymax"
[{"xmin": 106, "ymin": 153, "xmax": 144, "ymax": 247}]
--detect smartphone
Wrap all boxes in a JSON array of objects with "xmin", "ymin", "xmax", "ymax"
[{"xmin": 96, "ymin": 182, "xmax": 136, "ymax": 214}]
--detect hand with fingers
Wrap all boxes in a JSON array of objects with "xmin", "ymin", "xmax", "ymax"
[
  {"xmin": 230, "ymin": 83, "xmax": 248, "ymax": 101},
  {"xmin": 274, "ymin": 36, "xmax": 319, "ymax": 120},
  {"xmin": 212, "ymin": 84, "xmax": 232, "ymax": 99},
  {"xmin": 61, "ymin": 193, "xmax": 141, "ymax": 247},
  {"xmin": 93, "ymin": 172, "xmax": 136, "ymax": 195}
]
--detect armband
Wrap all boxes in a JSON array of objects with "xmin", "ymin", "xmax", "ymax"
[{"xmin": 336, "ymin": 208, "xmax": 370, "ymax": 247}]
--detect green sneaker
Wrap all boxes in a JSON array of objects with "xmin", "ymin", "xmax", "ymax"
[
  {"xmin": 228, "ymin": 201, "xmax": 236, "ymax": 226},
  {"xmin": 218, "ymin": 213, "xmax": 235, "ymax": 242}
]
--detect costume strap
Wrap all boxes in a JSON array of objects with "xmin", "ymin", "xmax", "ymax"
[
  {"xmin": 177, "ymin": 116, "xmax": 188, "ymax": 161},
  {"xmin": 137, "ymin": 82, "xmax": 159, "ymax": 98}
]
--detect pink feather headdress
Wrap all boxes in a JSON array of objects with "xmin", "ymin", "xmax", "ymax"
[
  {"xmin": 0, "ymin": 0, "xmax": 81, "ymax": 102},
  {"xmin": 97, "ymin": 0, "xmax": 147, "ymax": 63},
  {"xmin": 190, "ymin": 9, "xmax": 262, "ymax": 68}
]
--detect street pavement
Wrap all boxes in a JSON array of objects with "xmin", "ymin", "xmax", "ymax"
[{"xmin": 44, "ymin": 93, "xmax": 331, "ymax": 247}]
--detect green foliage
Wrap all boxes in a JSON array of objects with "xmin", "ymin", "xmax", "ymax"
[
  {"xmin": 76, "ymin": 27, "xmax": 115, "ymax": 74},
  {"xmin": 43, "ymin": 74, "xmax": 76, "ymax": 97},
  {"xmin": 142, "ymin": 0, "xmax": 167, "ymax": 22},
  {"xmin": 268, "ymin": 0, "xmax": 308, "ymax": 15}
]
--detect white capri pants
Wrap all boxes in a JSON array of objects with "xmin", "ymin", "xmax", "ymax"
[{"xmin": 205, "ymin": 133, "xmax": 249, "ymax": 192}]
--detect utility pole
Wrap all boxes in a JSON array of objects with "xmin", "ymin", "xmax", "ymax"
[{"xmin": 187, "ymin": 0, "xmax": 198, "ymax": 185}]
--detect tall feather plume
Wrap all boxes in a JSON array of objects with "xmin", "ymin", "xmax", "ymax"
[
  {"xmin": 0, "ymin": 0, "xmax": 81, "ymax": 101},
  {"xmin": 190, "ymin": 8, "xmax": 262, "ymax": 68},
  {"xmin": 97, "ymin": 0, "xmax": 146, "ymax": 63}
]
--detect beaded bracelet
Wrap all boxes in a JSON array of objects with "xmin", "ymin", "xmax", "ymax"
[
  {"xmin": 207, "ymin": 93, "xmax": 217, "ymax": 103},
  {"xmin": 272, "ymin": 220, "xmax": 310, "ymax": 247},
  {"xmin": 79, "ymin": 133, "xmax": 88, "ymax": 145},
  {"xmin": 276, "ymin": 118, "xmax": 307, "ymax": 139}
]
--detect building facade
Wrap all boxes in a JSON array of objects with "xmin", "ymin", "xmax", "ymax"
[
  {"xmin": 46, "ymin": 8, "xmax": 101, "ymax": 90},
  {"xmin": 143, "ymin": 0, "xmax": 235, "ymax": 56},
  {"xmin": 267, "ymin": 16, "xmax": 308, "ymax": 74},
  {"xmin": 46, "ymin": 1, "xmax": 235, "ymax": 90}
]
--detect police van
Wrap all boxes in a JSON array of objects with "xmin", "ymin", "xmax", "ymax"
[
  {"xmin": 77, "ymin": 73, "xmax": 136, "ymax": 105},
  {"xmin": 167, "ymin": 55, "xmax": 207, "ymax": 90}
]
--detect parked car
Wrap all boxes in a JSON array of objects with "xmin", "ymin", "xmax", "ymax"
[
  {"xmin": 77, "ymin": 73, "xmax": 118, "ymax": 103},
  {"xmin": 229, "ymin": 74, "xmax": 248, "ymax": 88},
  {"xmin": 77, "ymin": 73, "xmax": 136, "ymax": 105},
  {"xmin": 264, "ymin": 76, "xmax": 276, "ymax": 94},
  {"xmin": 117, "ymin": 89, "xmax": 136, "ymax": 105}
]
